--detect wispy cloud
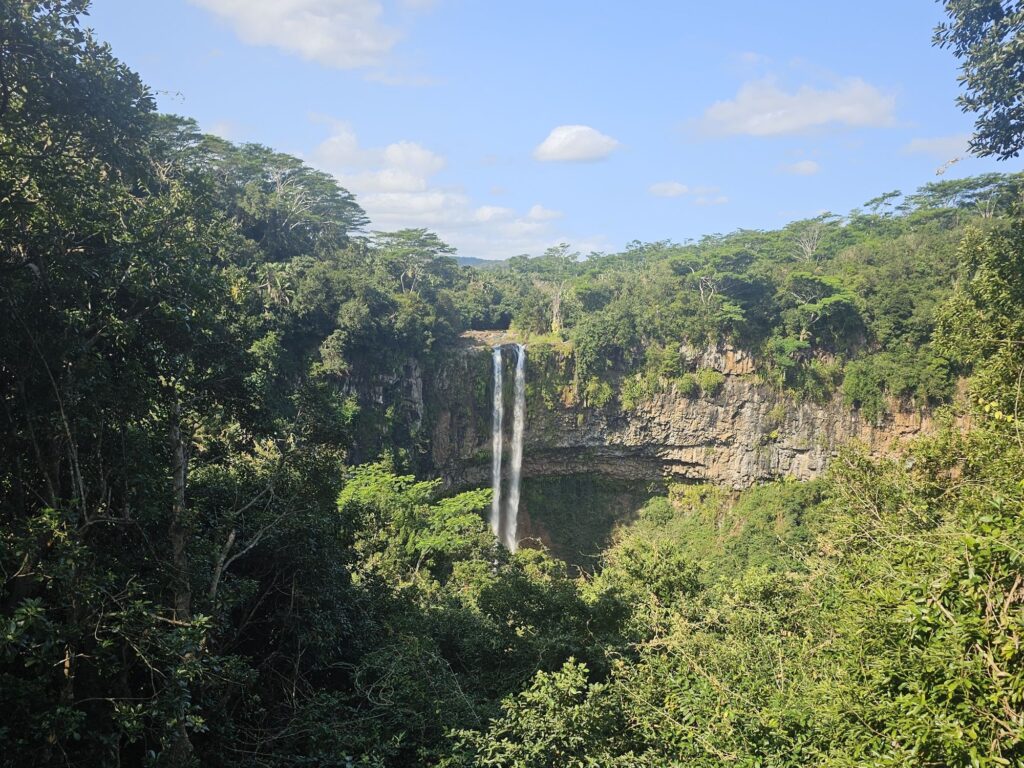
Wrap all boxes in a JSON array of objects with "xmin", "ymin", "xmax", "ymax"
[
  {"xmin": 903, "ymin": 134, "xmax": 970, "ymax": 159},
  {"xmin": 648, "ymin": 181, "xmax": 728, "ymax": 205},
  {"xmin": 534, "ymin": 125, "xmax": 620, "ymax": 162},
  {"xmin": 188, "ymin": 0, "xmax": 430, "ymax": 74},
  {"xmin": 700, "ymin": 76, "xmax": 896, "ymax": 137},
  {"xmin": 527, "ymin": 204, "xmax": 564, "ymax": 221},
  {"xmin": 207, "ymin": 119, "xmax": 242, "ymax": 140},
  {"xmin": 780, "ymin": 159, "xmax": 821, "ymax": 176},
  {"xmin": 648, "ymin": 181, "xmax": 689, "ymax": 198},
  {"xmin": 473, "ymin": 206, "xmax": 514, "ymax": 222}
]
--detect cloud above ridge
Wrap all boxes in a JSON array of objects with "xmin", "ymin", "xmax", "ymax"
[
  {"xmin": 310, "ymin": 118, "xmax": 572, "ymax": 259},
  {"xmin": 648, "ymin": 181, "xmax": 728, "ymax": 205},
  {"xmin": 700, "ymin": 76, "xmax": 896, "ymax": 137}
]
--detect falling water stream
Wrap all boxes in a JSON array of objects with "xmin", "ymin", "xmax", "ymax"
[
  {"xmin": 489, "ymin": 347, "xmax": 504, "ymax": 538},
  {"xmin": 505, "ymin": 344, "xmax": 526, "ymax": 551},
  {"xmin": 490, "ymin": 343, "xmax": 526, "ymax": 552}
]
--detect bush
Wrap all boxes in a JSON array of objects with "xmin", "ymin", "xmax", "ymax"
[
  {"xmin": 673, "ymin": 373, "xmax": 699, "ymax": 397},
  {"xmin": 645, "ymin": 343, "xmax": 687, "ymax": 378},
  {"xmin": 695, "ymin": 368, "xmax": 725, "ymax": 396},
  {"xmin": 583, "ymin": 377, "xmax": 615, "ymax": 409},
  {"xmin": 797, "ymin": 359, "xmax": 840, "ymax": 403},
  {"xmin": 842, "ymin": 349, "xmax": 952, "ymax": 421},
  {"xmin": 619, "ymin": 374, "xmax": 656, "ymax": 410},
  {"xmin": 842, "ymin": 357, "xmax": 887, "ymax": 421}
]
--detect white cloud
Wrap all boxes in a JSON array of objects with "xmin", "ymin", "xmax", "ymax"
[
  {"xmin": 648, "ymin": 181, "xmax": 728, "ymax": 205},
  {"xmin": 648, "ymin": 181, "xmax": 689, "ymax": 198},
  {"xmin": 474, "ymin": 205, "xmax": 515, "ymax": 223},
  {"xmin": 700, "ymin": 76, "xmax": 896, "ymax": 136},
  {"xmin": 527, "ymin": 204, "xmax": 563, "ymax": 221},
  {"xmin": 533, "ymin": 125, "xmax": 620, "ymax": 162},
  {"xmin": 903, "ymin": 134, "xmax": 970, "ymax": 158},
  {"xmin": 310, "ymin": 120, "xmax": 365, "ymax": 166},
  {"xmin": 383, "ymin": 140, "xmax": 445, "ymax": 175},
  {"xmin": 780, "ymin": 159, "xmax": 821, "ymax": 175},
  {"xmin": 309, "ymin": 120, "xmax": 574, "ymax": 259},
  {"xmin": 343, "ymin": 168, "xmax": 428, "ymax": 193},
  {"xmin": 366, "ymin": 189, "xmax": 470, "ymax": 222},
  {"xmin": 188, "ymin": 0, "xmax": 401, "ymax": 69},
  {"xmin": 207, "ymin": 119, "xmax": 241, "ymax": 140},
  {"xmin": 311, "ymin": 118, "xmax": 444, "ymax": 193}
]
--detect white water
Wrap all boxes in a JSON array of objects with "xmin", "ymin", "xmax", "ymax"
[
  {"xmin": 489, "ymin": 346, "xmax": 504, "ymax": 538},
  {"xmin": 504, "ymin": 344, "xmax": 526, "ymax": 552}
]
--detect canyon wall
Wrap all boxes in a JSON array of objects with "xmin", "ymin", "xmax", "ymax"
[{"xmin": 425, "ymin": 335, "xmax": 938, "ymax": 490}]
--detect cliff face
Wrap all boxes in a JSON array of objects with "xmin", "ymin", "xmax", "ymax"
[{"xmin": 426, "ymin": 337, "xmax": 936, "ymax": 490}]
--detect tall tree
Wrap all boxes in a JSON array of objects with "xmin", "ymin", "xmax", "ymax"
[{"xmin": 935, "ymin": 0, "xmax": 1024, "ymax": 159}]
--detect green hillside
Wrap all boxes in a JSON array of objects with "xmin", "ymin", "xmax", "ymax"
[{"xmin": 1, "ymin": 3, "xmax": 1023, "ymax": 766}]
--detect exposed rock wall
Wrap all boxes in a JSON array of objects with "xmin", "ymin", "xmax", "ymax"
[{"xmin": 425, "ymin": 337, "xmax": 938, "ymax": 490}]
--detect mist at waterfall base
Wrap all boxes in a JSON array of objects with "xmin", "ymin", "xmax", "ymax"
[{"xmin": 490, "ymin": 344, "xmax": 526, "ymax": 551}]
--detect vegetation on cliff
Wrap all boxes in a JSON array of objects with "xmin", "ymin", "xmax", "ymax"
[
  {"xmin": 1, "ymin": 2, "xmax": 1023, "ymax": 766},
  {"xmin": 470, "ymin": 179, "xmax": 1024, "ymax": 412}
]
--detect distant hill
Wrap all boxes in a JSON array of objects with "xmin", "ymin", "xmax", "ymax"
[{"xmin": 456, "ymin": 255, "xmax": 508, "ymax": 269}]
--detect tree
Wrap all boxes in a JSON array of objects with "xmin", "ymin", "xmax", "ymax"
[
  {"xmin": 863, "ymin": 189, "xmax": 903, "ymax": 215},
  {"xmin": 935, "ymin": 221, "xmax": 1024, "ymax": 412},
  {"xmin": 533, "ymin": 244, "xmax": 579, "ymax": 334},
  {"xmin": 786, "ymin": 214, "xmax": 840, "ymax": 263},
  {"xmin": 371, "ymin": 228, "xmax": 457, "ymax": 296},
  {"xmin": 935, "ymin": 1, "xmax": 1024, "ymax": 159}
]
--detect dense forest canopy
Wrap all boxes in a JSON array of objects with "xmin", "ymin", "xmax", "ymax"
[{"xmin": 2, "ymin": 1, "xmax": 1024, "ymax": 766}]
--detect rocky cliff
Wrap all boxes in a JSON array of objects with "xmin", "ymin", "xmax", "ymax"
[{"xmin": 426, "ymin": 334, "xmax": 939, "ymax": 490}]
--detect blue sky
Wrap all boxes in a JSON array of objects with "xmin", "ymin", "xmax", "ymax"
[{"xmin": 86, "ymin": 0, "xmax": 1022, "ymax": 259}]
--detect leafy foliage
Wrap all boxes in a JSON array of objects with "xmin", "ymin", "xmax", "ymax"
[
  {"xmin": 935, "ymin": 0, "xmax": 1024, "ymax": 159},
  {"xmin": 469, "ymin": 174, "xmax": 1024, "ymax": 411},
  {"xmin": 4, "ymin": 3, "xmax": 1024, "ymax": 766}
]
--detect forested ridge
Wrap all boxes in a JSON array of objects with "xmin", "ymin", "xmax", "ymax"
[{"xmin": 2, "ymin": 1, "xmax": 1023, "ymax": 766}]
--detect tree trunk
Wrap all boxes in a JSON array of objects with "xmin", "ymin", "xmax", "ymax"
[
  {"xmin": 551, "ymin": 286, "xmax": 563, "ymax": 334},
  {"xmin": 166, "ymin": 399, "xmax": 195, "ymax": 766},
  {"xmin": 169, "ymin": 400, "xmax": 191, "ymax": 620}
]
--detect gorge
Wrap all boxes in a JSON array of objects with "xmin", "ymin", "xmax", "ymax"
[
  {"xmin": 421, "ymin": 334, "xmax": 944, "ymax": 559},
  {"xmin": 6, "ymin": 4, "xmax": 1024, "ymax": 763}
]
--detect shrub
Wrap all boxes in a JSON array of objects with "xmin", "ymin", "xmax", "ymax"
[
  {"xmin": 695, "ymin": 368, "xmax": 726, "ymax": 396},
  {"xmin": 583, "ymin": 377, "xmax": 615, "ymax": 409},
  {"xmin": 620, "ymin": 374, "xmax": 656, "ymax": 410},
  {"xmin": 673, "ymin": 373, "xmax": 699, "ymax": 398},
  {"xmin": 797, "ymin": 359, "xmax": 840, "ymax": 404},
  {"xmin": 842, "ymin": 357, "xmax": 887, "ymax": 422}
]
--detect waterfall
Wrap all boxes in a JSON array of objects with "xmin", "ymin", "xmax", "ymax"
[
  {"xmin": 489, "ymin": 346, "xmax": 504, "ymax": 538},
  {"xmin": 504, "ymin": 344, "xmax": 526, "ymax": 552},
  {"xmin": 489, "ymin": 343, "xmax": 526, "ymax": 552}
]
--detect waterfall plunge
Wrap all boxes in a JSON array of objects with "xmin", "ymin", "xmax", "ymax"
[
  {"xmin": 490, "ymin": 344, "xmax": 526, "ymax": 552},
  {"xmin": 489, "ymin": 347, "xmax": 504, "ymax": 538},
  {"xmin": 505, "ymin": 344, "xmax": 526, "ymax": 551}
]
